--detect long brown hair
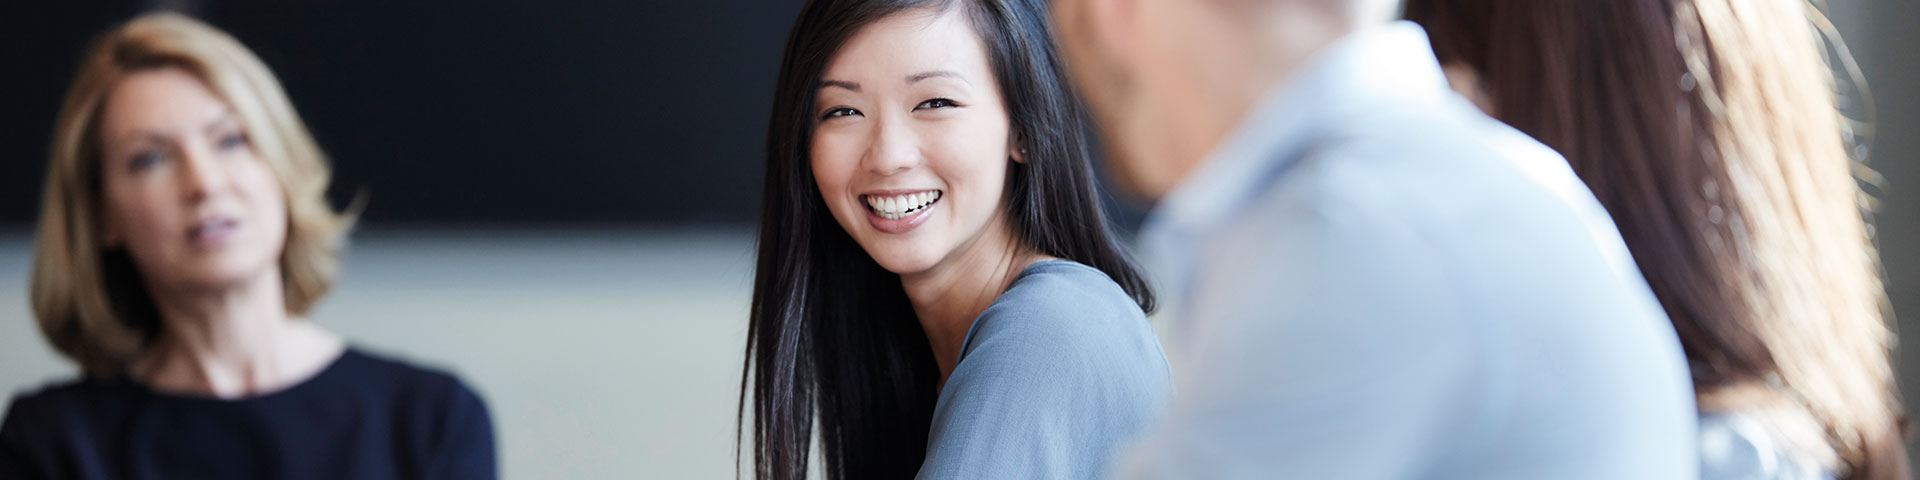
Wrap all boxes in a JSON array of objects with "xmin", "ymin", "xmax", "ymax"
[
  {"xmin": 742, "ymin": 0, "xmax": 1153, "ymax": 478},
  {"xmin": 1404, "ymin": 0, "xmax": 1906, "ymax": 478}
]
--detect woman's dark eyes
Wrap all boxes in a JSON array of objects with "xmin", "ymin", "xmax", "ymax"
[
  {"xmin": 821, "ymin": 107, "xmax": 861, "ymax": 120},
  {"xmin": 916, "ymin": 98, "xmax": 958, "ymax": 110},
  {"xmin": 820, "ymin": 99, "xmax": 957, "ymax": 120}
]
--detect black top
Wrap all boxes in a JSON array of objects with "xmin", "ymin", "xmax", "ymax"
[{"xmin": 0, "ymin": 347, "xmax": 495, "ymax": 480}]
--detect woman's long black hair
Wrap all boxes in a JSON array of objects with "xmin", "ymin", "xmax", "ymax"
[{"xmin": 740, "ymin": 0, "xmax": 1155, "ymax": 478}]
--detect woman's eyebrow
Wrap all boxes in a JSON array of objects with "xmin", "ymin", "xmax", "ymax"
[
  {"xmin": 906, "ymin": 70, "xmax": 965, "ymax": 85},
  {"xmin": 106, "ymin": 130, "xmax": 175, "ymax": 152},
  {"xmin": 818, "ymin": 70, "xmax": 967, "ymax": 93}
]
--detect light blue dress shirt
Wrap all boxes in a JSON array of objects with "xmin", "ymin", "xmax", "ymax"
[
  {"xmin": 1117, "ymin": 22, "xmax": 1699, "ymax": 479},
  {"xmin": 918, "ymin": 260, "xmax": 1172, "ymax": 479}
]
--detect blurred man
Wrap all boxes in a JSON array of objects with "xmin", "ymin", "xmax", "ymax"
[{"xmin": 1049, "ymin": 0, "xmax": 1699, "ymax": 478}]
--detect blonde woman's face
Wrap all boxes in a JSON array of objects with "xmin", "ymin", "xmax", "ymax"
[{"xmin": 95, "ymin": 67, "xmax": 288, "ymax": 293}]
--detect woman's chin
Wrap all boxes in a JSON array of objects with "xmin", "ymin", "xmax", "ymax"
[
  {"xmin": 864, "ymin": 249, "xmax": 940, "ymax": 277},
  {"xmin": 155, "ymin": 256, "xmax": 277, "ymax": 292}
]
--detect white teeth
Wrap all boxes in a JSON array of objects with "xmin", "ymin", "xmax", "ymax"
[{"xmin": 866, "ymin": 191, "xmax": 942, "ymax": 218}]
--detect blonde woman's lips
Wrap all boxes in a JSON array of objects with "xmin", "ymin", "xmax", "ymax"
[{"xmin": 188, "ymin": 215, "xmax": 240, "ymax": 248}]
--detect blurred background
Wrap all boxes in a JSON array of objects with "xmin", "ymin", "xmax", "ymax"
[{"xmin": 0, "ymin": 0, "xmax": 1914, "ymax": 478}]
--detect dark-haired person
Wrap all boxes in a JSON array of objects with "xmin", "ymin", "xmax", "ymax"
[
  {"xmin": 1404, "ymin": 0, "xmax": 1909, "ymax": 478},
  {"xmin": 0, "ymin": 13, "xmax": 495, "ymax": 480},
  {"xmin": 740, "ymin": 0, "xmax": 1169, "ymax": 478},
  {"xmin": 1049, "ymin": 0, "xmax": 1699, "ymax": 478}
]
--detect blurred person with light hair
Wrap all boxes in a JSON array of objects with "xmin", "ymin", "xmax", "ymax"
[
  {"xmin": 1049, "ymin": 0, "xmax": 1699, "ymax": 477},
  {"xmin": 0, "ymin": 12, "xmax": 495, "ymax": 480},
  {"xmin": 1404, "ymin": 0, "xmax": 1910, "ymax": 478}
]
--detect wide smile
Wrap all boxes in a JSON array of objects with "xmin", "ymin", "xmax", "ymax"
[
  {"xmin": 861, "ymin": 190, "xmax": 942, "ymax": 234},
  {"xmin": 864, "ymin": 190, "xmax": 942, "ymax": 219}
]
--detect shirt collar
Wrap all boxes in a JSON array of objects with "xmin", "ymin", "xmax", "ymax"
[{"xmin": 1138, "ymin": 21, "xmax": 1459, "ymax": 307}]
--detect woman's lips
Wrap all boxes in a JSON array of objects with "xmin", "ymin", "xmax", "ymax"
[{"xmin": 187, "ymin": 216, "xmax": 240, "ymax": 248}]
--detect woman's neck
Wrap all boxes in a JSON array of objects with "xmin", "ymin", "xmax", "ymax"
[
  {"xmin": 900, "ymin": 220, "xmax": 1050, "ymax": 388},
  {"xmin": 133, "ymin": 269, "xmax": 343, "ymax": 399}
]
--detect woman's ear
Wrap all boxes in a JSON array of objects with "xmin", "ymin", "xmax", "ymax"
[{"xmin": 1010, "ymin": 135, "xmax": 1030, "ymax": 164}]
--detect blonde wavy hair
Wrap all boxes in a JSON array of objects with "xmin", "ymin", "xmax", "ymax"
[{"xmin": 31, "ymin": 12, "xmax": 353, "ymax": 378}]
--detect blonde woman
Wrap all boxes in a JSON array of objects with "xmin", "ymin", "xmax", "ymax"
[{"xmin": 0, "ymin": 13, "xmax": 494, "ymax": 480}]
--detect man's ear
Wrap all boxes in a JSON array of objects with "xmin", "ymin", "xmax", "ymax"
[{"xmin": 1054, "ymin": 0, "xmax": 1138, "ymax": 73}]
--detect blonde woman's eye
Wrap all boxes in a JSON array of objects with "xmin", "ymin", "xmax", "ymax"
[
  {"xmin": 218, "ymin": 133, "xmax": 250, "ymax": 150},
  {"xmin": 130, "ymin": 151, "xmax": 165, "ymax": 172}
]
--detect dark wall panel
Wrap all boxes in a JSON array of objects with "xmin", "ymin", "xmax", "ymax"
[{"xmin": 2, "ymin": 1, "xmax": 804, "ymax": 227}]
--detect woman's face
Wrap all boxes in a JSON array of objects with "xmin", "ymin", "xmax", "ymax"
[
  {"xmin": 96, "ymin": 67, "xmax": 289, "ymax": 293},
  {"xmin": 811, "ymin": 8, "xmax": 1024, "ymax": 275}
]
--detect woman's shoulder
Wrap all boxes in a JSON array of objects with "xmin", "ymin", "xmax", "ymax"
[
  {"xmin": 924, "ymin": 260, "xmax": 1169, "ymax": 478},
  {"xmin": 1, "ymin": 376, "xmax": 136, "ymax": 450},
  {"xmin": 327, "ymin": 346, "xmax": 495, "ymax": 459},
  {"xmin": 4, "ymin": 378, "xmax": 103, "ymax": 415},
  {"xmin": 976, "ymin": 259, "xmax": 1147, "ymax": 336},
  {"xmin": 5, "ymin": 376, "xmax": 121, "ymax": 411},
  {"xmin": 336, "ymin": 346, "xmax": 488, "ymax": 411},
  {"xmin": 340, "ymin": 347, "xmax": 495, "ymax": 475},
  {"xmin": 960, "ymin": 259, "xmax": 1165, "ymax": 376}
]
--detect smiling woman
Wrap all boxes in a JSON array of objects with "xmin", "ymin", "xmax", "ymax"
[
  {"xmin": 0, "ymin": 12, "xmax": 494, "ymax": 480},
  {"xmin": 742, "ymin": 0, "xmax": 1169, "ymax": 479}
]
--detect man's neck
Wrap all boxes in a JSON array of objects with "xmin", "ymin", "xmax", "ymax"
[{"xmin": 1155, "ymin": 3, "xmax": 1361, "ymax": 176}]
